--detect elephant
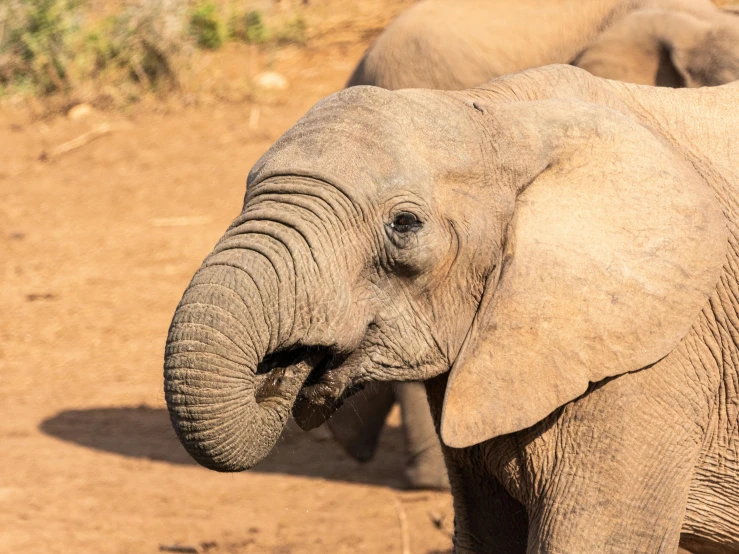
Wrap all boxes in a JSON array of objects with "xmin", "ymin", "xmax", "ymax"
[
  {"xmin": 325, "ymin": 381, "xmax": 449, "ymax": 489},
  {"xmin": 334, "ymin": 0, "xmax": 739, "ymax": 491},
  {"xmin": 347, "ymin": 0, "xmax": 739, "ymax": 90},
  {"xmin": 573, "ymin": 2, "xmax": 739, "ymax": 86},
  {"xmin": 164, "ymin": 64, "xmax": 739, "ymax": 552}
]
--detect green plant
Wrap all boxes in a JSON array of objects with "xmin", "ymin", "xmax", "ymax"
[
  {"xmin": 0, "ymin": 0, "xmax": 83, "ymax": 94},
  {"xmin": 229, "ymin": 9, "xmax": 269, "ymax": 44},
  {"xmin": 0, "ymin": 0, "xmax": 193, "ymax": 98},
  {"xmin": 243, "ymin": 9, "xmax": 268, "ymax": 44},
  {"xmin": 275, "ymin": 13, "xmax": 307, "ymax": 45},
  {"xmin": 190, "ymin": 1, "xmax": 225, "ymax": 49}
]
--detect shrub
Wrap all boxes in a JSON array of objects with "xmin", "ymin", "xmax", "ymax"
[
  {"xmin": 0, "ymin": 0, "xmax": 82, "ymax": 94},
  {"xmin": 275, "ymin": 13, "xmax": 307, "ymax": 45},
  {"xmin": 0, "ymin": 0, "xmax": 192, "ymax": 97},
  {"xmin": 0, "ymin": 0, "xmax": 314, "ymax": 102},
  {"xmin": 230, "ymin": 9, "xmax": 269, "ymax": 44},
  {"xmin": 243, "ymin": 10, "xmax": 268, "ymax": 44},
  {"xmin": 111, "ymin": 0, "xmax": 193, "ymax": 88},
  {"xmin": 190, "ymin": 1, "xmax": 225, "ymax": 49}
]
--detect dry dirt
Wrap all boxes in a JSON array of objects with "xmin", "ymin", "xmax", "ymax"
[{"xmin": 0, "ymin": 1, "xmax": 455, "ymax": 552}]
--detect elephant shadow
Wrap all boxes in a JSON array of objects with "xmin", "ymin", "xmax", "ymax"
[{"xmin": 39, "ymin": 405, "xmax": 408, "ymax": 489}]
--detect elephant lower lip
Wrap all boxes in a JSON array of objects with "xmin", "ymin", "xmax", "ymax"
[
  {"xmin": 292, "ymin": 395, "xmax": 336, "ymax": 430},
  {"xmin": 292, "ymin": 382, "xmax": 364, "ymax": 430},
  {"xmin": 291, "ymin": 376, "xmax": 344, "ymax": 430}
]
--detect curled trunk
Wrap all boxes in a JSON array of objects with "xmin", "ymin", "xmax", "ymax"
[{"xmin": 164, "ymin": 243, "xmax": 309, "ymax": 471}]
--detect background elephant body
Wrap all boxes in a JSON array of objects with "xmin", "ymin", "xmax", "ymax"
[
  {"xmin": 347, "ymin": 0, "xmax": 635, "ymax": 90},
  {"xmin": 165, "ymin": 65, "xmax": 739, "ymax": 552},
  {"xmin": 327, "ymin": 382, "xmax": 449, "ymax": 490},
  {"xmin": 574, "ymin": 3, "xmax": 739, "ymax": 86},
  {"xmin": 348, "ymin": 0, "xmax": 739, "ymax": 90}
]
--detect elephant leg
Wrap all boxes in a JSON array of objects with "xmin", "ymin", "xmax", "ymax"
[
  {"xmin": 394, "ymin": 381, "xmax": 450, "ymax": 490},
  {"xmin": 445, "ymin": 445, "xmax": 528, "ymax": 554},
  {"xmin": 326, "ymin": 383, "xmax": 396, "ymax": 462}
]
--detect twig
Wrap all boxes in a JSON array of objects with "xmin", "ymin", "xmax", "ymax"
[
  {"xmin": 159, "ymin": 545, "xmax": 199, "ymax": 554},
  {"xmin": 40, "ymin": 123, "xmax": 113, "ymax": 161},
  {"xmin": 393, "ymin": 497, "xmax": 411, "ymax": 554}
]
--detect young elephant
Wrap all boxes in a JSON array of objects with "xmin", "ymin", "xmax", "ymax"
[
  {"xmin": 340, "ymin": 0, "xmax": 739, "ymax": 491},
  {"xmin": 165, "ymin": 65, "xmax": 739, "ymax": 552}
]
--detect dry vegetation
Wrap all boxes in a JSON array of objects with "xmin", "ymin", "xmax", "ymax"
[
  {"xmin": 2, "ymin": 0, "xmax": 736, "ymax": 113},
  {"xmin": 0, "ymin": 0, "xmax": 392, "ymax": 112}
]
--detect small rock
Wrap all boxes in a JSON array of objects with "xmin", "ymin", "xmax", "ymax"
[
  {"xmin": 67, "ymin": 103, "xmax": 94, "ymax": 120},
  {"xmin": 253, "ymin": 71, "xmax": 288, "ymax": 91}
]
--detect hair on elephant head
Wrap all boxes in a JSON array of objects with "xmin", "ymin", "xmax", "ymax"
[
  {"xmin": 573, "ymin": 5, "xmax": 739, "ymax": 87},
  {"xmin": 163, "ymin": 78, "xmax": 726, "ymax": 472}
]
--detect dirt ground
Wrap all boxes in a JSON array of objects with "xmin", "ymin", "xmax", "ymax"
[{"xmin": 0, "ymin": 2, "xmax": 455, "ymax": 552}]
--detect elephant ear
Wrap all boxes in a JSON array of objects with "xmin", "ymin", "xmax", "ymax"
[
  {"xmin": 573, "ymin": 10, "xmax": 719, "ymax": 87},
  {"xmin": 440, "ymin": 100, "xmax": 727, "ymax": 449}
]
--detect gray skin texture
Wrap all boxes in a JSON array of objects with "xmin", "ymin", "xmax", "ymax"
[
  {"xmin": 347, "ymin": 0, "xmax": 739, "ymax": 90},
  {"xmin": 165, "ymin": 65, "xmax": 739, "ymax": 553},
  {"xmin": 338, "ymin": 0, "xmax": 739, "ymax": 492}
]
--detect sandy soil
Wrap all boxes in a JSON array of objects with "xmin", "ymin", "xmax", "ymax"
[{"xmin": 0, "ymin": 2, "xmax": 455, "ymax": 552}]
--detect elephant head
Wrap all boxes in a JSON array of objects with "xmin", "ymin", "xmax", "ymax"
[
  {"xmin": 573, "ymin": 6, "xmax": 739, "ymax": 87},
  {"xmin": 164, "ymin": 81, "xmax": 726, "ymax": 471}
]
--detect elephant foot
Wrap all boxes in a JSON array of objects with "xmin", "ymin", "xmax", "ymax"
[{"xmin": 403, "ymin": 446, "xmax": 450, "ymax": 491}]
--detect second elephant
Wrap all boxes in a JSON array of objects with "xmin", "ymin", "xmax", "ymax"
[{"xmin": 348, "ymin": 0, "xmax": 739, "ymax": 89}]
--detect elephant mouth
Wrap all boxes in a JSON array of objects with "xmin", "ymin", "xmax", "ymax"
[{"xmin": 255, "ymin": 346, "xmax": 358, "ymax": 430}]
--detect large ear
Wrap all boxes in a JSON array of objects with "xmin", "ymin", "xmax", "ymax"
[
  {"xmin": 666, "ymin": 13, "xmax": 739, "ymax": 87},
  {"xmin": 573, "ymin": 10, "xmax": 716, "ymax": 87},
  {"xmin": 440, "ymin": 100, "xmax": 727, "ymax": 448}
]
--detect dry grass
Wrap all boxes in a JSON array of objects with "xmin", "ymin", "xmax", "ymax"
[
  {"xmin": 0, "ymin": 0, "xmax": 327, "ymax": 109},
  {"xmin": 5, "ymin": 0, "xmax": 733, "ymax": 111},
  {"xmin": 0, "ymin": 0, "xmax": 193, "ymax": 105}
]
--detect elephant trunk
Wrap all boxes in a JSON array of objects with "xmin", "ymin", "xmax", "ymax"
[{"xmin": 164, "ymin": 234, "xmax": 314, "ymax": 472}]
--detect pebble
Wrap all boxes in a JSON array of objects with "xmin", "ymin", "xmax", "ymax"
[
  {"xmin": 253, "ymin": 71, "xmax": 288, "ymax": 91},
  {"xmin": 67, "ymin": 103, "xmax": 94, "ymax": 120}
]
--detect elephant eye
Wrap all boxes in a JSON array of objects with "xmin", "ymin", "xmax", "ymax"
[{"xmin": 391, "ymin": 212, "xmax": 422, "ymax": 233}]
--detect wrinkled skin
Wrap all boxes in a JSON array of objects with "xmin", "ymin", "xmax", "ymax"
[
  {"xmin": 348, "ymin": 0, "xmax": 739, "ymax": 90},
  {"xmin": 165, "ymin": 65, "xmax": 739, "ymax": 553},
  {"xmin": 340, "ymin": 0, "xmax": 739, "ymax": 493}
]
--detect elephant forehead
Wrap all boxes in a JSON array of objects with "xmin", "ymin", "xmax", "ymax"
[{"xmin": 247, "ymin": 87, "xmax": 482, "ymax": 197}]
